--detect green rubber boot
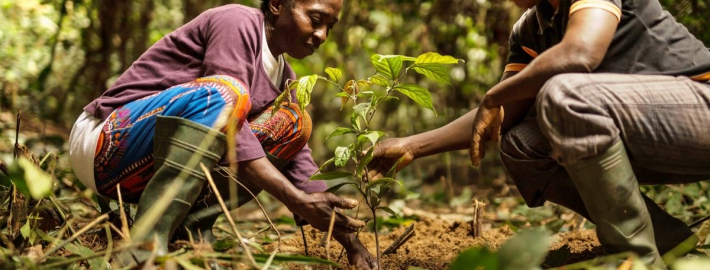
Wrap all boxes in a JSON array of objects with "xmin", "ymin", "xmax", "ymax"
[
  {"xmin": 564, "ymin": 141, "xmax": 665, "ymax": 269},
  {"xmin": 175, "ymin": 153, "xmax": 286, "ymax": 243},
  {"xmin": 118, "ymin": 115, "xmax": 226, "ymax": 266}
]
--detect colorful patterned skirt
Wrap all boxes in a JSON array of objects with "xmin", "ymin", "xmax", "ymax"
[{"xmin": 92, "ymin": 75, "xmax": 311, "ymax": 201}]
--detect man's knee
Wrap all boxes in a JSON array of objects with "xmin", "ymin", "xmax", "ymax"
[{"xmin": 536, "ymin": 73, "xmax": 591, "ymax": 116}]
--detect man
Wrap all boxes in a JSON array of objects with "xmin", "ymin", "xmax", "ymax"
[
  {"xmin": 68, "ymin": 0, "xmax": 377, "ymax": 268},
  {"xmin": 369, "ymin": 0, "xmax": 710, "ymax": 267}
]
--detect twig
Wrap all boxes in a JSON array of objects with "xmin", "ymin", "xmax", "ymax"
[
  {"xmin": 690, "ymin": 214, "xmax": 710, "ymax": 228},
  {"xmin": 371, "ymin": 208, "xmax": 381, "ymax": 268},
  {"xmin": 319, "ymin": 210, "xmax": 337, "ymax": 270},
  {"xmin": 108, "ymin": 222, "xmax": 128, "ymax": 241},
  {"xmin": 215, "ymin": 167, "xmax": 282, "ymax": 248},
  {"xmin": 13, "ymin": 107, "xmax": 24, "ymax": 159},
  {"xmin": 117, "ymin": 184, "xmax": 131, "ymax": 240},
  {"xmin": 301, "ymin": 226, "xmax": 309, "ymax": 256},
  {"xmin": 38, "ymin": 213, "xmax": 109, "ymax": 262},
  {"xmin": 103, "ymin": 223, "xmax": 113, "ymax": 265},
  {"xmin": 383, "ymin": 224, "xmax": 415, "ymax": 255},
  {"xmin": 261, "ymin": 250, "xmax": 278, "ymax": 270},
  {"xmin": 470, "ymin": 199, "xmax": 485, "ymax": 238},
  {"xmin": 245, "ymin": 226, "xmax": 271, "ymax": 240},
  {"xmin": 200, "ymin": 163, "xmax": 257, "ymax": 267},
  {"xmin": 49, "ymin": 194, "xmax": 75, "ymax": 235}
]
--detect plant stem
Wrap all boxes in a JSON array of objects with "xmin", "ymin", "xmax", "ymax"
[{"xmin": 371, "ymin": 207, "xmax": 381, "ymax": 268}]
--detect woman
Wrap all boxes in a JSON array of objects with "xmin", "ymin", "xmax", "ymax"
[{"xmin": 69, "ymin": 0, "xmax": 377, "ymax": 268}]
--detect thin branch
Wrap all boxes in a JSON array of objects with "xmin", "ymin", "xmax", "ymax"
[
  {"xmin": 200, "ymin": 163, "xmax": 256, "ymax": 267},
  {"xmin": 215, "ymin": 167, "xmax": 282, "ymax": 249}
]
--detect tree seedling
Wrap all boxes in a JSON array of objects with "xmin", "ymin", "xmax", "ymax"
[{"xmin": 273, "ymin": 52, "xmax": 462, "ymax": 266}]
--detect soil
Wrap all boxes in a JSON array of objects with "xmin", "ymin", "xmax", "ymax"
[{"xmin": 266, "ymin": 217, "xmax": 603, "ymax": 270}]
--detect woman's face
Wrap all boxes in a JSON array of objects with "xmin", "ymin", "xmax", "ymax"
[{"xmin": 270, "ymin": 0, "xmax": 343, "ymax": 59}]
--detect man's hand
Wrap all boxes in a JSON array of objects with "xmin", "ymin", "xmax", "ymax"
[
  {"xmin": 288, "ymin": 192, "xmax": 365, "ymax": 233},
  {"xmin": 470, "ymin": 98, "xmax": 504, "ymax": 167},
  {"xmin": 366, "ymin": 138, "xmax": 415, "ymax": 181}
]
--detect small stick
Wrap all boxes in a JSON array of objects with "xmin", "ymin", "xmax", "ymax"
[
  {"xmin": 108, "ymin": 222, "xmax": 128, "ymax": 241},
  {"xmin": 318, "ymin": 209, "xmax": 337, "ymax": 270},
  {"xmin": 383, "ymin": 224, "xmax": 415, "ymax": 255},
  {"xmin": 690, "ymin": 214, "xmax": 710, "ymax": 228},
  {"xmin": 470, "ymin": 199, "xmax": 486, "ymax": 238},
  {"xmin": 117, "ymin": 184, "xmax": 131, "ymax": 240},
  {"xmin": 300, "ymin": 226, "xmax": 309, "ymax": 256},
  {"xmin": 200, "ymin": 163, "xmax": 256, "ymax": 267},
  {"xmin": 216, "ymin": 167, "xmax": 282, "ymax": 249},
  {"xmin": 103, "ymin": 223, "xmax": 113, "ymax": 264},
  {"xmin": 245, "ymin": 226, "xmax": 271, "ymax": 240},
  {"xmin": 13, "ymin": 107, "xmax": 24, "ymax": 159}
]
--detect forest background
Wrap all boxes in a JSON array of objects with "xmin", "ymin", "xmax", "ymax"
[{"xmin": 1, "ymin": 0, "xmax": 710, "ymax": 268}]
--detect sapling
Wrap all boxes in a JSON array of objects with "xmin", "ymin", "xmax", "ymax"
[{"xmin": 272, "ymin": 52, "xmax": 462, "ymax": 266}]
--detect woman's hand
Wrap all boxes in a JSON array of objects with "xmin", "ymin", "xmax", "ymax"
[
  {"xmin": 288, "ymin": 192, "xmax": 365, "ymax": 233},
  {"xmin": 470, "ymin": 97, "xmax": 504, "ymax": 167}
]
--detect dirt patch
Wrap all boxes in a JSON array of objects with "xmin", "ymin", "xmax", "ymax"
[{"xmin": 266, "ymin": 217, "xmax": 603, "ymax": 269}]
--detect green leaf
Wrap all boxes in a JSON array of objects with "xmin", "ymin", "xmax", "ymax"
[
  {"xmin": 365, "ymin": 177, "xmax": 400, "ymax": 190},
  {"xmin": 325, "ymin": 67, "xmax": 342, "ymax": 82},
  {"xmin": 369, "ymin": 191, "xmax": 380, "ymax": 207},
  {"xmin": 319, "ymin": 157, "xmax": 335, "ymax": 172},
  {"xmin": 65, "ymin": 243, "xmax": 107, "ymax": 270},
  {"xmin": 271, "ymin": 80, "xmax": 295, "ymax": 116},
  {"xmin": 18, "ymin": 157, "xmax": 53, "ymax": 199},
  {"xmin": 325, "ymin": 182, "xmax": 359, "ymax": 193},
  {"xmin": 350, "ymin": 113, "xmax": 361, "ymax": 131},
  {"xmin": 497, "ymin": 229, "xmax": 552, "ymax": 270},
  {"xmin": 357, "ymin": 91, "xmax": 375, "ymax": 98},
  {"xmin": 334, "ymin": 146, "xmax": 350, "ymax": 167},
  {"xmin": 333, "ymin": 92, "xmax": 350, "ymax": 98},
  {"xmin": 326, "ymin": 127, "xmax": 356, "ymax": 140},
  {"xmin": 365, "ymin": 131, "xmax": 387, "ymax": 145},
  {"xmin": 450, "ymin": 246, "xmax": 499, "ymax": 270},
  {"xmin": 369, "ymin": 75, "xmax": 389, "ymax": 87},
  {"xmin": 295, "ymin": 74, "xmax": 319, "ymax": 111},
  {"xmin": 353, "ymin": 102, "xmax": 371, "ymax": 120},
  {"xmin": 377, "ymin": 206, "xmax": 399, "ymax": 218},
  {"xmin": 392, "ymin": 84, "xmax": 436, "ymax": 115},
  {"xmin": 356, "ymin": 147, "xmax": 375, "ymax": 177},
  {"xmin": 20, "ymin": 221, "xmax": 31, "ymax": 240},
  {"xmin": 412, "ymin": 64, "xmax": 452, "ymax": 84},
  {"xmin": 410, "ymin": 52, "xmax": 461, "ymax": 84},
  {"xmin": 356, "ymin": 79, "xmax": 373, "ymax": 89},
  {"xmin": 386, "ymin": 155, "xmax": 408, "ymax": 178},
  {"xmin": 310, "ymin": 171, "xmax": 353, "ymax": 180},
  {"xmin": 370, "ymin": 54, "xmax": 403, "ymax": 80},
  {"xmin": 414, "ymin": 52, "xmax": 460, "ymax": 65},
  {"xmin": 174, "ymin": 257, "xmax": 203, "ymax": 270}
]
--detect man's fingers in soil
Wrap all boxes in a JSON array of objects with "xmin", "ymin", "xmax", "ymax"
[{"xmin": 327, "ymin": 193, "xmax": 358, "ymax": 209}]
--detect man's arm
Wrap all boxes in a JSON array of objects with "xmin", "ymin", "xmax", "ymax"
[
  {"xmin": 470, "ymin": 7, "xmax": 620, "ymax": 166},
  {"xmin": 483, "ymin": 8, "xmax": 620, "ymax": 108}
]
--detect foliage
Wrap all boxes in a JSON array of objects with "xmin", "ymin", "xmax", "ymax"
[
  {"xmin": 450, "ymin": 229, "xmax": 552, "ymax": 270},
  {"xmin": 276, "ymin": 52, "xmax": 462, "ymax": 266}
]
